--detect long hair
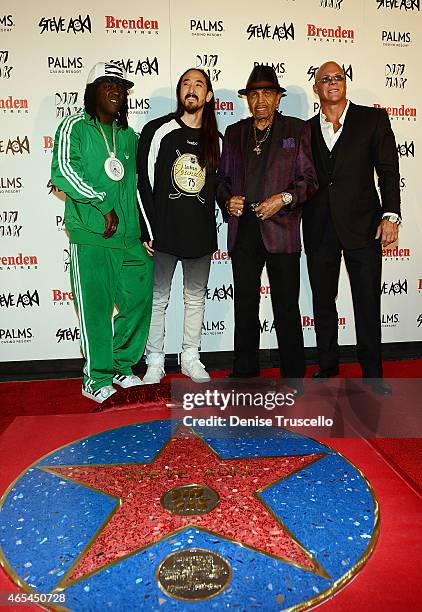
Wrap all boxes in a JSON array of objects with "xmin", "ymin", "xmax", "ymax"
[
  {"xmin": 84, "ymin": 81, "xmax": 129, "ymax": 129},
  {"xmin": 175, "ymin": 68, "xmax": 220, "ymax": 175}
]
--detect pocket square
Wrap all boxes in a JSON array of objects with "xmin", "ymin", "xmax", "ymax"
[{"xmin": 282, "ymin": 137, "xmax": 295, "ymax": 148}]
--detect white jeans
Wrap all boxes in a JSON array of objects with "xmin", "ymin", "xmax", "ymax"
[{"xmin": 146, "ymin": 250, "xmax": 211, "ymax": 364}]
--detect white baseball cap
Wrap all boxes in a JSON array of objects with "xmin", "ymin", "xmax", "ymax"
[{"xmin": 87, "ymin": 62, "xmax": 134, "ymax": 90}]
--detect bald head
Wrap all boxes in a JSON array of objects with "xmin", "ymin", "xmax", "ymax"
[{"xmin": 315, "ymin": 62, "xmax": 344, "ymax": 83}]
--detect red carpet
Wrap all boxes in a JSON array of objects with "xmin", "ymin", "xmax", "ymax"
[
  {"xmin": 0, "ymin": 412, "xmax": 421, "ymax": 611},
  {"xmin": 1, "ymin": 359, "xmax": 421, "ymax": 492}
]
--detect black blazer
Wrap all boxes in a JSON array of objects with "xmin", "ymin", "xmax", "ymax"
[{"xmin": 302, "ymin": 102, "xmax": 401, "ymax": 252}]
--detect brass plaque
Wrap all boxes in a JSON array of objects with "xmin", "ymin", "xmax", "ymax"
[
  {"xmin": 161, "ymin": 484, "xmax": 220, "ymax": 515},
  {"xmin": 156, "ymin": 548, "xmax": 231, "ymax": 601}
]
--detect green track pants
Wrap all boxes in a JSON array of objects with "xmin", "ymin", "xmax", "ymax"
[{"xmin": 69, "ymin": 241, "xmax": 153, "ymax": 392}]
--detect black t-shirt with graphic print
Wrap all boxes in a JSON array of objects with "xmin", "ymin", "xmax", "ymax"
[{"xmin": 137, "ymin": 114, "xmax": 217, "ymax": 258}]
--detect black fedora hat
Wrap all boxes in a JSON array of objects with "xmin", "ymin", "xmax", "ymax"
[{"xmin": 238, "ymin": 65, "xmax": 286, "ymax": 96}]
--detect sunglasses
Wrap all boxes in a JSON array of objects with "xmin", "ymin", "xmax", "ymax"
[{"xmin": 315, "ymin": 74, "xmax": 346, "ymax": 85}]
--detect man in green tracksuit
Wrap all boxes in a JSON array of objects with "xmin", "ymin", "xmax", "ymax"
[{"xmin": 51, "ymin": 62, "xmax": 153, "ymax": 403}]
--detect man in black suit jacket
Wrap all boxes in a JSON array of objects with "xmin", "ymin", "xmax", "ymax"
[{"xmin": 302, "ymin": 61, "xmax": 401, "ymax": 395}]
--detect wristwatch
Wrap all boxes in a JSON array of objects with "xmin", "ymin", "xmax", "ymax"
[
  {"xmin": 384, "ymin": 214, "xmax": 400, "ymax": 225},
  {"xmin": 281, "ymin": 192, "xmax": 293, "ymax": 205}
]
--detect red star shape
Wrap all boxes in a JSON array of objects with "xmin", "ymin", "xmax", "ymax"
[{"xmin": 42, "ymin": 427, "xmax": 328, "ymax": 587}]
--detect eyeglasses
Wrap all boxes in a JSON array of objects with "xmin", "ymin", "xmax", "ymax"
[{"xmin": 315, "ymin": 74, "xmax": 346, "ymax": 85}]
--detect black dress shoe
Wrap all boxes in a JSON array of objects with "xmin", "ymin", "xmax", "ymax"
[
  {"xmin": 225, "ymin": 371, "xmax": 260, "ymax": 379},
  {"xmin": 312, "ymin": 366, "xmax": 339, "ymax": 381},
  {"xmin": 363, "ymin": 379, "xmax": 392, "ymax": 396}
]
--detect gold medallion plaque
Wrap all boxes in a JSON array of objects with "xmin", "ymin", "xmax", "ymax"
[
  {"xmin": 161, "ymin": 484, "xmax": 220, "ymax": 515},
  {"xmin": 156, "ymin": 548, "xmax": 232, "ymax": 601}
]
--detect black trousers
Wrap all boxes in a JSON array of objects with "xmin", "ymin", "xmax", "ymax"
[
  {"xmin": 306, "ymin": 215, "xmax": 382, "ymax": 377},
  {"xmin": 231, "ymin": 216, "xmax": 305, "ymax": 378}
]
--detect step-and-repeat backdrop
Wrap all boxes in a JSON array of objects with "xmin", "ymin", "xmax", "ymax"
[{"xmin": 1, "ymin": 0, "xmax": 421, "ymax": 362}]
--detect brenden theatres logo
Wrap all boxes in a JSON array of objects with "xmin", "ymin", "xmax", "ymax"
[
  {"xmin": 397, "ymin": 140, "xmax": 415, "ymax": 157},
  {"xmin": 381, "ymin": 313, "xmax": 399, "ymax": 327},
  {"xmin": 374, "ymin": 103, "xmax": 416, "ymax": 121},
  {"xmin": 381, "ymin": 278, "xmax": 407, "ymax": 295},
  {"xmin": 385, "ymin": 64, "xmax": 407, "ymax": 88},
  {"xmin": 190, "ymin": 19, "xmax": 224, "ymax": 37},
  {"xmin": 0, "ymin": 252, "xmax": 38, "ymax": 271},
  {"xmin": 0, "ymin": 328, "xmax": 33, "ymax": 344},
  {"xmin": 376, "ymin": 0, "xmax": 419, "ymax": 10},
  {"xmin": 52, "ymin": 289, "xmax": 74, "ymax": 306},
  {"xmin": 254, "ymin": 61, "xmax": 286, "ymax": 78},
  {"xmin": 0, "ymin": 50, "xmax": 13, "ymax": 79},
  {"xmin": 0, "ymin": 96, "xmax": 29, "ymax": 114},
  {"xmin": 0, "ymin": 15, "xmax": 14, "ymax": 32},
  {"xmin": 38, "ymin": 14, "xmax": 92, "ymax": 34},
  {"xmin": 43, "ymin": 136, "xmax": 54, "ymax": 154},
  {"xmin": 206, "ymin": 283, "xmax": 233, "ymax": 301},
  {"xmin": 302, "ymin": 315, "xmax": 346, "ymax": 329},
  {"xmin": 56, "ymin": 327, "xmax": 80, "ymax": 343},
  {"xmin": 195, "ymin": 55, "xmax": 221, "ymax": 82},
  {"xmin": 55, "ymin": 92, "xmax": 82, "ymax": 118},
  {"xmin": 202, "ymin": 320, "xmax": 226, "ymax": 335},
  {"xmin": 307, "ymin": 63, "xmax": 352, "ymax": 82},
  {"xmin": 0, "ymin": 289, "xmax": 39, "ymax": 309},
  {"xmin": 215, "ymin": 98, "xmax": 234, "ymax": 116},
  {"xmin": 128, "ymin": 97, "xmax": 150, "ymax": 115},
  {"xmin": 0, "ymin": 211, "xmax": 22, "ymax": 238},
  {"xmin": 247, "ymin": 22, "xmax": 295, "ymax": 41},
  {"xmin": 382, "ymin": 245, "xmax": 410, "ymax": 261},
  {"xmin": 307, "ymin": 23, "xmax": 354, "ymax": 42},
  {"xmin": 211, "ymin": 249, "xmax": 230, "ymax": 264},
  {"xmin": 0, "ymin": 177, "xmax": 22, "ymax": 195},
  {"xmin": 320, "ymin": 0, "xmax": 344, "ymax": 7},
  {"xmin": 0, "ymin": 136, "xmax": 30, "ymax": 155},
  {"xmin": 48, "ymin": 56, "xmax": 84, "ymax": 74},
  {"xmin": 381, "ymin": 30, "xmax": 411, "ymax": 47},
  {"xmin": 105, "ymin": 15, "xmax": 158, "ymax": 35},
  {"xmin": 110, "ymin": 57, "xmax": 158, "ymax": 77}
]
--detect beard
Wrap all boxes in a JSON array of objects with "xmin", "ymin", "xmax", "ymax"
[{"xmin": 182, "ymin": 95, "xmax": 200, "ymax": 114}]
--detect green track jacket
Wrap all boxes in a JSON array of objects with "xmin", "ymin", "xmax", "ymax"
[{"xmin": 51, "ymin": 111, "xmax": 140, "ymax": 248}]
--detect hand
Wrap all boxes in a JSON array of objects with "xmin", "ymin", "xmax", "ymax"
[
  {"xmin": 226, "ymin": 195, "xmax": 245, "ymax": 217},
  {"xmin": 143, "ymin": 240, "xmax": 154, "ymax": 256},
  {"xmin": 103, "ymin": 209, "xmax": 119, "ymax": 239},
  {"xmin": 375, "ymin": 219, "xmax": 399, "ymax": 248},
  {"xmin": 254, "ymin": 195, "xmax": 284, "ymax": 221}
]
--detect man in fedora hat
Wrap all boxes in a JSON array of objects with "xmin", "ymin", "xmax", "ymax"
[
  {"xmin": 51, "ymin": 62, "xmax": 153, "ymax": 403},
  {"xmin": 216, "ymin": 65, "xmax": 318, "ymax": 393}
]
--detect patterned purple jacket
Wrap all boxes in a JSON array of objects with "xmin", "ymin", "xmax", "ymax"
[{"xmin": 216, "ymin": 112, "xmax": 318, "ymax": 254}]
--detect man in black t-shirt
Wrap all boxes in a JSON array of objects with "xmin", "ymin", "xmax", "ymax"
[{"xmin": 137, "ymin": 68, "xmax": 220, "ymax": 383}]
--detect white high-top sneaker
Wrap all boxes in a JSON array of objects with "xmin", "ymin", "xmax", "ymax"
[
  {"xmin": 143, "ymin": 354, "xmax": 165, "ymax": 385},
  {"xmin": 181, "ymin": 351, "xmax": 210, "ymax": 383}
]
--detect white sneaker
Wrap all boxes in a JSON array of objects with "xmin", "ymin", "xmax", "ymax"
[
  {"xmin": 113, "ymin": 374, "xmax": 143, "ymax": 388},
  {"xmin": 82, "ymin": 385, "xmax": 116, "ymax": 404},
  {"xmin": 142, "ymin": 364, "xmax": 165, "ymax": 385},
  {"xmin": 181, "ymin": 357, "xmax": 211, "ymax": 383}
]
